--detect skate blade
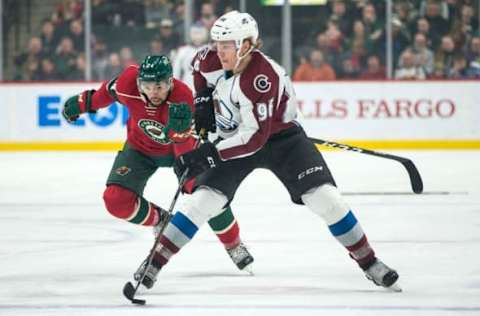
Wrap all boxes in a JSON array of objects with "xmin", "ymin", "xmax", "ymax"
[
  {"xmin": 387, "ymin": 282, "xmax": 402, "ymax": 292},
  {"xmin": 242, "ymin": 264, "xmax": 254, "ymax": 276}
]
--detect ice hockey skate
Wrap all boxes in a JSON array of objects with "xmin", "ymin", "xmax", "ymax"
[
  {"xmin": 227, "ymin": 242, "xmax": 254, "ymax": 274},
  {"xmin": 152, "ymin": 205, "xmax": 170, "ymax": 237},
  {"xmin": 133, "ymin": 258, "xmax": 161, "ymax": 289},
  {"xmin": 364, "ymin": 259, "xmax": 401, "ymax": 292}
]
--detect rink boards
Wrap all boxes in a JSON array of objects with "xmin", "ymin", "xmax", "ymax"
[{"xmin": 0, "ymin": 81, "xmax": 479, "ymax": 150}]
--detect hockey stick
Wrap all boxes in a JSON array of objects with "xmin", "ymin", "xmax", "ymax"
[
  {"xmin": 309, "ymin": 137, "xmax": 423, "ymax": 194},
  {"xmin": 123, "ymin": 128, "xmax": 207, "ymax": 304},
  {"xmin": 123, "ymin": 168, "xmax": 190, "ymax": 305}
]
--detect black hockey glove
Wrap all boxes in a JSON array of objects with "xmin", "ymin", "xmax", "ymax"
[
  {"xmin": 194, "ymin": 87, "xmax": 216, "ymax": 136},
  {"xmin": 174, "ymin": 142, "xmax": 221, "ymax": 178}
]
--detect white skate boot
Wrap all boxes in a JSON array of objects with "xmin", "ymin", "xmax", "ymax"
[
  {"xmin": 133, "ymin": 259, "xmax": 161, "ymax": 289},
  {"xmin": 364, "ymin": 259, "xmax": 401, "ymax": 292}
]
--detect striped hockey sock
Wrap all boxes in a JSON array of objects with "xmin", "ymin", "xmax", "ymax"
[
  {"xmin": 127, "ymin": 196, "xmax": 160, "ymax": 226},
  {"xmin": 328, "ymin": 210, "xmax": 376, "ymax": 269},
  {"xmin": 208, "ymin": 207, "xmax": 241, "ymax": 249},
  {"xmin": 152, "ymin": 211, "xmax": 199, "ymax": 268}
]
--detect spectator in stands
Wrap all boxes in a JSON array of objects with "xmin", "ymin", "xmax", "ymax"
[
  {"xmin": 460, "ymin": 4, "xmax": 478, "ymax": 33},
  {"xmin": 466, "ymin": 36, "xmax": 480, "ymax": 65},
  {"xmin": 171, "ymin": 2, "xmax": 186, "ymax": 42},
  {"xmin": 149, "ymin": 37, "xmax": 167, "ymax": 56},
  {"xmin": 144, "ymin": 0, "xmax": 172, "ymax": 29},
  {"xmin": 119, "ymin": 46, "xmax": 136, "ymax": 67},
  {"xmin": 68, "ymin": 18, "xmax": 85, "ymax": 52},
  {"xmin": 314, "ymin": 32, "xmax": 338, "ymax": 69},
  {"xmin": 197, "ymin": 2, "xmax": 217, "ymax": 30},
  {"xmin": 359, "ymin": 55, "xmax": 386, "ymax": 79},
  {"xmin": 466, "ymin": 59, "xmax": 480, "ymax": 78},
  {"xmin": 14, "ymin": 36, "xmax": 44, "ymax": 80},
  {"xmin": 434, "ymin": 35, "xmax": 457, "ymax": 77},
  {"xmin": 293, "ymin": 49, "xmax": 336, "ymax": 81},
  {"xmin": 447, "ymin": 55, "xmax": 468, "ymax": 78},
  {"xmin": 410, "ymin": 33, "xmax": 434, "ymax": 75},
  {"xmin": 392, "ymin": 17, "xmax": 412, "ymax": 65},
  {"xmin": 362, "ymin": 3, "xmax": 384, "ymax": 54},
  {"xmin": 330, "ymin": 0, "xmax": 352, "ymax": 37},
  {"xmin": 68, "ymin": 53, "xmax": 87, "ymax": 80},
  {"xmin": 92, "ymin": 38, "xmax": 109, "ymax": 80},
  {"xmin": 394, "ymin": 1, "xmax": 417, "ymax": 27},
  {"xmin": 450, "ymin": 4, "xmax": 477, "ymax": 50},
  {"xmin": 422, "ymin": 0, "xmax": 449, "ymax": 46},
  {"xmin": 91, "ymin": 0, "xmax": 116, "ymax": 25},
  {"xmin": 120, "ymin": 0, "xmax": 145, "ymax": 27},
  {"xmin": 348, "ymin": 20, "xmax": 373, "ymax": 55},
  {"xmin": 414, "ymin": 17, "xmax": 434, "ymax": 48},
  {"xmin": 395, "ymin": 49, "xmax": 427, "ymax": 79},
  {"xmin": 104, "ymin": 52, "xmax": 123, "ymax": 78},
  {"xmin": 339, "ymin": 40, "xmax": 365, "ymax": 78},
  {"xmin": 55, "ymin": 37, "xmax": 77, "ymax": 79},
  {"xmin": 338, "ymin": 58, "xmax": 360, "ymax": 79},
  {"xmin": 419, "ymin": 0, "xmax": 449, "ymax": 20},
  {"xmin": 65, "ymin": 0, "xmax": 84, "ymax": 21},
  {"xmin": 40, "ymin": 20, "xmax": 58, "ymax": 56},
  {"xmin": 38, "ymin": 58, "xmax": 59, "ymax": 81},
  {"xmin": 158, "ymin": 18, "xmax": 180, "ymax": 54},
  {"xmin": 325, "ymin": 18, "xmax": 344, "ymax": 54}
]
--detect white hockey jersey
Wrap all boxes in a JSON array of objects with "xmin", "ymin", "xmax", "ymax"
[{"xmin": 192, "ymin": 46, "xmax": 299, "ymax": 160}]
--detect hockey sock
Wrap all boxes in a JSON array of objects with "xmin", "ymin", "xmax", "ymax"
[
  {"xmin": 207, "ymin": 206, "xmax": 241, "ymax": 249},
  {"xmin": 127, "ymin": 196, "xmax": 161, "ymax": 226},
  {"xmin": 103, "ymin": 185, "xmax": 159, "ymax": 226},
  {"xmin": 152, "ymin": 211, "xmax": 199, "ymax": 268},
  {"xmin": 327, "ymin": 210, "xmax": 376, "ymax": 269},
  {"xmin": 302, "ymin": 184, "xmax": 376, "ymax": 269}
]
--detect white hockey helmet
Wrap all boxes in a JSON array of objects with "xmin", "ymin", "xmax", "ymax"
[{"xmin": 210, "ymin": 10, "xmax": 259, "ymax": 49}]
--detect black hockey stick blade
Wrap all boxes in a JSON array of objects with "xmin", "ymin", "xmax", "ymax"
[
  {"xmin": 399, "ymin": 159, "xmax": 423, "ymax": 194},
  {"xmin": 310, "ymin": 137, "xmax": 423, "ymax": 194},
  {"xmin": 123, "ymin": 281, "xmax": 146, "ymax": 305}
]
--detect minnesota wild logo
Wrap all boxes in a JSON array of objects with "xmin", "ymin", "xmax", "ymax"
[
  {"xmin": 115, "ymin": 166, "xmax": 131, "ymax": 176},
  {"xmin": 138, "ymin": 119, "xmax": 171, "ymax": 144}
]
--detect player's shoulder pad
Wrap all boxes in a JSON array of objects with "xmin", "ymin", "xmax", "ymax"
[
  {"xmin": 115, "ymin": 65, "xmax": 141, "ymax": 97},
  {"xmin": 192, "ymin": 45, "xmax": 222, "ymax": 74},
  {"xmin": 239, "ymin": 51, "xmax": 279, "ymax": 102},
  {"xmin": 169, "ymin": 78, "xmax": 194, "ymax": 105}
]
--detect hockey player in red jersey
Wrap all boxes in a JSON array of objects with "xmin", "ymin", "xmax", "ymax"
[
  {"xmin": 61, "ymin": 55, "xmax": 253, "ymax": 288},
  {"xmin": 139, "ymin": 12, "xmax": 401, "ymax": 291}
]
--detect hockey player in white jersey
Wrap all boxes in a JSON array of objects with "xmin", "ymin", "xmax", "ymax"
[{"xmin": 141, "ymin": 10, "xmax": 401, "ymax": 291}]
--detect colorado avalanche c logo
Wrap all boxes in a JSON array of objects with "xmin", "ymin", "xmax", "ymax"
[{"xmin": 253, "ymin": 74, "xmax": 271, "ymax": 93}]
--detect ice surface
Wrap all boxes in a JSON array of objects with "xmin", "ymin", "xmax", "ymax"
[{"xmin": 0, "ymin": 150, "xmax": 479, "ymax": 316}]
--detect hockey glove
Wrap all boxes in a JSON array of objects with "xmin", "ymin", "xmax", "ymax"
[
  {"xmin": 166, "ymin": 103, "xmax": 193, "ymax": 133},
  {"xmin": 174, "ymin": 142, "xmax": 221, "ymax": 178},
  {"xmin": 62, "ymin": 89, "xmax": 96, "ymax": 123},
  {"xmin": 194, "ymin": 87, "xmax": 216, "ymax": 136}
]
